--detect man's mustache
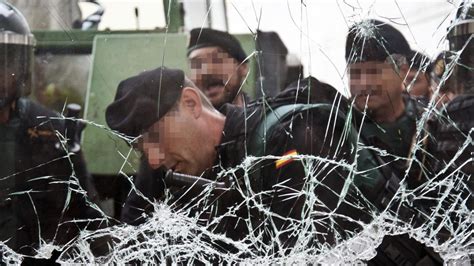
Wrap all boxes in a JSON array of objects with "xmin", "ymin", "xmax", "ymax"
[
  {"xmin": 201, "ymin": 75, "xmax": 226, "ymax": 89},
  {"xmin": 354, "ymin": 86, "xmax": 383, "ymax": 96}
]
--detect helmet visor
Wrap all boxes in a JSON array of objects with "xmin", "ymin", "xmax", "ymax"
[{"xmin": 0, "ymin": 33, "xmax": 34, "ymax": 107}]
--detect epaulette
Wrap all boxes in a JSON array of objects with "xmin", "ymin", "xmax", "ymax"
[{"xmin": 16, "ymin": 98, "xmax": 66, "ymax": 141}]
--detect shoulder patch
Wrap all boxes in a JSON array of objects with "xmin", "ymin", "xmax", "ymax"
[{"xmin": 27, "ymin": 127, "xmax": 55, "ymax": 139}]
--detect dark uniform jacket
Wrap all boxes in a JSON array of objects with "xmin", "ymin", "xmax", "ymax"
[
  {"xmin": 351, "ymin": 96, "xmax": 445, "ymax": 265},
  {"xmin": 122, "ymin": 102, "xmax": 373, "ymax": 253},
  {"xmin": 0, "ymin": 98, "xmax": 102, "ymax": 256},
  {"xmin": 352, "ymin": 95, "xmax": 426, "ymax": 187}
]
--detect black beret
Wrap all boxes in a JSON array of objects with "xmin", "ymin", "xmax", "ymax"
[
  {"xmin": 187, "ymin": 28, "xmax": 247, "ymax": 63},
  {"xmin": 345, "ymin": 19, "xmax": 411, "ymax": 64},
  {"xmin": 106, "ymin": 67, "xmax": 184, "ymax": 137}
]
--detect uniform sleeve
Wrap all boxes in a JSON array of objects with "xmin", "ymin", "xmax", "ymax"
[
  {"xmin": 15, "ymin": 100, "xmax": 107, "ymax": 250},
  {"xmin": 121, "ymin": 159, "xmax": 165, "ymax": 225}
]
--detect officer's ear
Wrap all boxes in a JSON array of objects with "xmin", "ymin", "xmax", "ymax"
[
  {"xmin": 238, "ymin": 62, "xmax": 249, "ymax": 80},
  {"xmin": 399, "ymin": 64, "xmax": 409, "ymax": 76},
  {"xmin": 179, "ymin": 87, "xmax": 202, "ymax": 119},
  {"xmin": 399, "ymin": 64, "xmax": 410, "ymax": 91}
]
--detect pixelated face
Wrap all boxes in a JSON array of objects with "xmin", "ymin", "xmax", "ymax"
[
  {"xmin": 406, "ymin": 69, "xmax": 431, "ymax": 98},
  {"xmin": 348, "ymin": 61, "xmax": 405, "ymax": 111},
  {"xmin": 135, "ymin": 108, "xmax": 214, "ymax": 176},
  {"xmin": 188, "ymin": 46, "xmax": 244, "ymax": 108}
]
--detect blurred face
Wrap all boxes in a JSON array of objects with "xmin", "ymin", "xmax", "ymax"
[
  {"xmin": 136, "ymin": 108, "xmax": 215, "ymax": 176},
  {"xmin": 406, "ymin": 69, "xmax": 431, "ymax": 98},
  {"xmin": 189, "ymin": 46, "xmax": 246, "ymax": 108},
  {"xmin": 348, "ymin": 61, "xmax": 405, "ymax": 112}
]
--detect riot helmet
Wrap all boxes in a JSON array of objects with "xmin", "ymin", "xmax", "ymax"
[
  {"xmin": 447, "ymin": 0, "xmax": 474, "ymax": 94},
  {"xmin": 0, "ymin": 1, "xmax": 35, "ymax": 108}
]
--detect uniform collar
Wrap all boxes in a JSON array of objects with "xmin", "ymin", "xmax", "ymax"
[
  {"xmin": 214, "ymin": 103, "xmax": 261, "ymax": 168},
  {"xmin": 353, "ymin": 94, "xmax": 419, "ymax": 127}
]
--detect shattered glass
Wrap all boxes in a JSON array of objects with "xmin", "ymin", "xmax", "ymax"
[{"xmin": 1, "ymin": 0, "xmax": 472, "ymax": 264}]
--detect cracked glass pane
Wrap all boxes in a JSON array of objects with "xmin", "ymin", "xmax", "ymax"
[{"xmin": 0, "ymin": 0, "xmax": 472, "ymax": 264}]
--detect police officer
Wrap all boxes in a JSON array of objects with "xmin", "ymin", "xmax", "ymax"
[
  {"xmin": 120, "ymin": 28, "xmax": 251, "ymax": 225},
  {"xmin": 345, "ymin": 19, "xmax": 443, "ymax": 265},
  {"xmin": 432, "ymin": 0, "xmax": 474, "ymax": 173},
  {"xmin": 0, "ymin": 2, "xmax": 104, "ymax": 258},
  {"xmin": 428, "ymin": 0, "xmax": 473, "ymax": 226},
  {"xmin": 187, "ymin": 28, "xmax": 249, "ymax": 108},
  {"xmin": 345, "ymin": 19, "xmax": 428, "ymax": 186},
  {"xmin": 106, "ymin": 67, "xmax": 372, "ymax": 255},
  {"xmin": 345, "ymin": 19, "xmax": 413, "ymax": 152}
]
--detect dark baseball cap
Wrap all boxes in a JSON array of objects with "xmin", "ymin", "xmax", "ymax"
[
  {"xmin": 187, "ymin": 28, "xmax": 247, "ymax": 63},
  {"xmin": 105, "ymin": 67, "xmax": 185, "ymax": 137},
  {"xmin": 345, "ymin": 19, "xmax": 411, "ymax": 64}
]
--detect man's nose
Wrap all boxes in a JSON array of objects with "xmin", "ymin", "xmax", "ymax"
[
  {"xmin": 144, "ymin": 146, "xmax": 166, "ymax": 169},
  {"xmin": 190, "ymin": 72, "xmax": 204, "ymax": 86},
  {"xmin": 358, "ymin": 74, "xmax": 372, "ymax": 85},
  {"xmin": 350, "ymin": 78, "xmax": 364, "ymax": 91}
]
